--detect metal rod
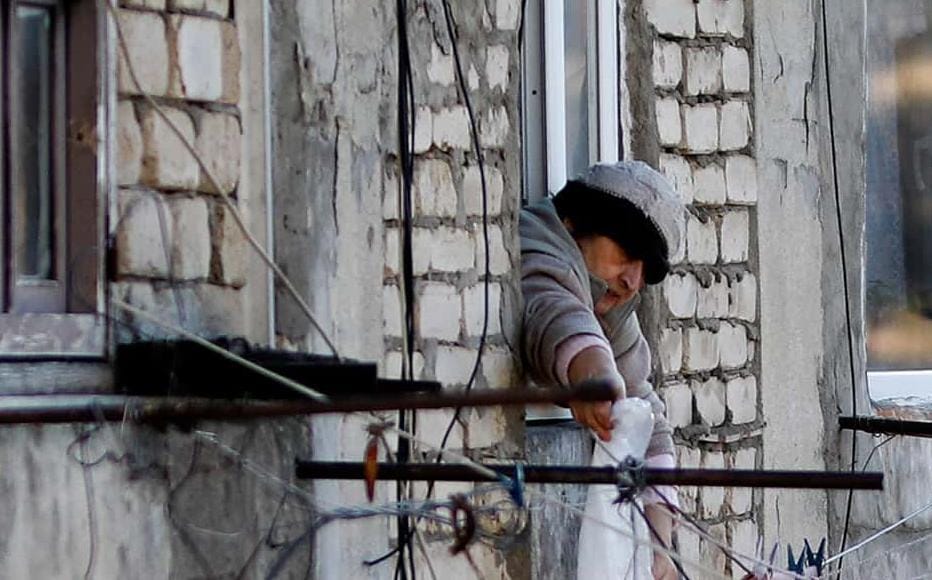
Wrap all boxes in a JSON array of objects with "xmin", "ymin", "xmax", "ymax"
[
  {"xmin": 0, "ymin": 382, "xmax": 615, "ymax": 425},
  {"xmin": 295, "ymin": 461, "xmax": 884, "ymax": 490},
  {"xmin": 839, "ymin": 415, "xmax": 932, "ymax": 438}
]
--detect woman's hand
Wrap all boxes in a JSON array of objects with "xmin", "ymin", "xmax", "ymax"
[
  {"xmin": 651, "ymin": 551, "xmax": 678, "ymax": 580},
  {"xmin": 566, "ymin": 345, "xmax": 624, "ymax": 441}
]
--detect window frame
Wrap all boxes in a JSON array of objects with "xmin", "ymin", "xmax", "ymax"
[
  {"xmin": 522, "ymin": 0, "xmax": 620, "ymax": 204},
  {"xmin": 0, "ymin": 0, "xmax": 107, "ymax": 359}
]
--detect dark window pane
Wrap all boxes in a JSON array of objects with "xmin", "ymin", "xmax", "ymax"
[
  {"xmin": 865, "ymin": 0, "xmax": 932, "ymax": 371},
  {"xmin": 564, "ymin": 0, "xmax": 591, "ymax": 181},
  {"xmin": 14, "ymin": 5, "xmax": 55, "ymax": 280}
]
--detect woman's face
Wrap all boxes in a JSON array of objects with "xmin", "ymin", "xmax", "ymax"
[{"xmin": 575, "ymin": 234, "xmax": 645, "ymax": 316}]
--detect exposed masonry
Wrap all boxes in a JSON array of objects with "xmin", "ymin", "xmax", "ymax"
[
  {"xmin": 644, "ymin": 0, "xmax": 762, "ymax": 577},
  {"xmin": 380, "ymin": 1, "xmax": 521, "ymax": 462},
  {"xmin": 113, "ymin": 0, "xmax": 246, "ymax": 338}
]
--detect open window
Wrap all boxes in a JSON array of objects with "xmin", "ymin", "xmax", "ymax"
[
  {"xmin": 865, "ymin": 0, "xmax": 932, "ymax": 400},
  {"xmin": 522, "ymin": 0, "xmax": 620, "ymax": 204},
  {"xmin": 0, "ymin": 0, "xmax": 105, "ymax": 357}
]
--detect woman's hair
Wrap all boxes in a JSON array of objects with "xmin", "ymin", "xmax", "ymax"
[{"xmin": 553, "ymin": 180, "xmax": 670, "ymax": 284}]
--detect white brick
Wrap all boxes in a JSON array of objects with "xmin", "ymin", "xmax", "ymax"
[
  {"xmin": 486, "ymin": 45, "xmax": 510, "ymax": 90},
  {"xmin": 685, "ymin": 47, "xmax": 722, "ymax": 96},
  {"xmin": 211, "ymin": 202, "xmax": 247, "ymax": 287},
  {"xmin": 729, "ymin": 273, "xmax": 757, "ymax": 321},
  {"xmin": 496, "ymin": 0, "xmax": 520, "ymax": 30},
  {"xmin": 692, "ymin": 163, "xmax": 727, "ymax": 205},
  {"xmin": 729, "ymin": 520, "xmax": 759, "ymax": 577},
  {"xmin": 418, "ymin": 283, "xmax": 462, "ymax": 340},
  {"xmin": 118, "ymin": 9, "xmax": 169, "ymax": 96},
  {"xmin": 656, "ymin": 97, "xmax": 683, "ymax": 147},
  {"xmin": 117, "ymin": 101, "xmax": 142, "ymax": 186},
  {"xmin": 697, "ymin": 0, "xmax": 745, "ymax": 38},
  {"xmin": 722, "ymin": 45, "xmax": 750, "ymax": 92},
  {"xmin": 693, "ymin": 377, "xmax": 726, "ymax": 426},
  {"xmin": 427, "ymin": 43, "xmax": 455, "ymax": 86},
  {"xmin": 730, "ymin": 485, "xmax": 752, "ymax": 516},
  {"xmin": 383, "ymin": 169, "xmax": 399, "ymax": 220},
  {"xmin": 414, "ymin": 106, "xmax": 433, "ymax": 154},
  {"xmin": 659, "ymin": 154, "xmax": 693, "ymax": 204},
  {"xmin": 684, "ymin": 327, "xmax": 720, "ymax": 371},
  {"xmin": 481, "ymin": 348, "xmax": 514, "ymax": 388},
  {"xmin": 720, "ymin": 209, "xmax": 750, "ymax": 263},
  {"xmin": 725, "ymin": 155, "xmax": 757, "ymax": 204},
  {"xmin": 683, "ymin": 103, "xmax": 719, "ymax": 154},
  {"xmin": 687, "ymin": 214, "xmax": 718, "ymax": 264},
  {"xmin": 644, "ymin": 0, "xmax": 696, "ymax": 38},
  {"xmin": 382, "ymin": 350, "xmax": 425, "ymax": 380},
  {"xmin": 411, "ymin": 228, "xmax": 433, "ymax": 275},
  {"xmin": 435, "ymin": 345, "xmax": 477, "ymax": 386},
  {"xmin": 168, "ymin": 196, "xmax": 210, "ymax": 280},
  {"xmin": 664, "ymin": 273, "xmax": 698, "ymax": 319},
  {"xmin": 383, "ymin": 284, "xmax": 402, "ymax": 337},
  {"xmin": 416, "ymin": 408, "xmax": 463, "ymax": 449},
  {"xmin": 464, "ymin": 282, "xmax": 502, "ymax": 336},
  {"xmin": 433, "ymin": 107, "xmax": 471, "ymax": 150},
  {"xmin": 734, "ymin": 447, "xmax": 756, "ymax": 470},
  {"xmin": 463, "ymin": 165, "xmax": 505, "ymax": 216},
  {"xmin": 663, "ymin": 382, "xmax": 693, "ymax": 428},
  {"xmin": 468, "ymin": 64, "xmax": 480, "ymax": 91},
  {"xmin": 475, "ymin": 225, "xmax": 511, "ymax": 275},
  {"xmin": 653, "ymin": 40, "xmax": 683, "ymax": 89},
  {"xmin": 719, "ymin": 100, "xmax": 751, "ymax": 151},
  {"xmin": 414, "ymin": 159, "xmax": 457, "ymax": 217},
  {"xmin": 718, "ymin": 322, "xmax": 748, "ymax": 368},
  {"xmin": 697, "ymin": 278, "xmax": 730, "ymax": 318},
  {"xmin": 140, "ymin": 106, "xmax": 199, "ymax": 190},
  {"xmin": 480, "ymin": 106, "xmax": 511, "ymax": 148},
  {"xmin": 384, "ymin": 228, "xmax": 400, "ymax": 277},
  {"xmin": 678, "ymin": 519, "xmax": 701, "ymax": 558},
  {"xmin": 700, "ymin": 451, "xmax": 726, "ymax": 519},
  {"xmin": 727, "ymin": 375, "xmax": 757, "ymax": 424},
  {"xmin": 429, "ymin": 227, "xmax": 475, "ymax": 272},
  {"xmin": 195, "ymin": 111, "xmax": 241, "ymax": 195},
  {"xmin": 465, "ymin": 407, "xmax": 508, "ymax": 448},
  {"xmin": 116, "ymin": 190, "xmax": 171, "ymax": 278},
  {"xmin": 678, "ymin": 446, "xmax": 701, "ymax": 515},
  {"xmin": 660, "ymin": 328, "xmax": 684, "ymax": 374},
  {"xmin": 679, "ymin": 445, "xmax": 701, "ymax": 469},
  {"xmin": 172, "ymin": 16, "xmax": 223, "ymax": 101}
]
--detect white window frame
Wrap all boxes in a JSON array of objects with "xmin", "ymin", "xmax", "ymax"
[{"xmin": 522, "ymin": 0, "xmax": 620, "ymax": 203}]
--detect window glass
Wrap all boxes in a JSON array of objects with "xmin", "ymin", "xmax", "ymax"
[
  {"xmin": 865, "ymin": 0, "xmax": 932, "ymax": 376},
  {"xmin": 563, "ymin": 0, "xmax": 591, "ymax": 181},
  {"xmin": 14, "ymin": 5, "xmax": 55, "ymax": 280}
]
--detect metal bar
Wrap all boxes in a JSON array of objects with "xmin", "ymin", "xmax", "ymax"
[
  {"xmin": 295, "ymin": 461, "xmax": 884, "ymax": 490},
  {"xmin": 0, "ymin": 382, "xmax": 616, "ymax": 425},
  {"xmin": 839, "ymin": 415, "xmax": 932, "ymax": 438}
]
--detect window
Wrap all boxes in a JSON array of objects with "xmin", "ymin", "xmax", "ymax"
[
  {"xmin": 865, "ymin": 0, "xmax": 932, "ymax": 399},
  {"xmin": 0, "ymin": 0, "xmax": 104, "ymax": 357},
  {"xmin": 522, "ymin": 0, "xmax": 620, "ymax": 203}
]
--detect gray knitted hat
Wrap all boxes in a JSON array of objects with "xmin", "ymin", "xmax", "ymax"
[{"xmin": 572, "ymin": 161, "xmax": 686, "ymax": 268}]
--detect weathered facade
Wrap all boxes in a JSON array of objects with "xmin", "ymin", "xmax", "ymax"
[{"xmin": 0, "ymin": 0, "xmax": 930, "ymax": 578}]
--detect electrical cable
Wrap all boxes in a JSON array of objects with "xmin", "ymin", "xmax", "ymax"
[{"xmin": 818, "ymin": 0, "xmax": 863, "ymax": 573}]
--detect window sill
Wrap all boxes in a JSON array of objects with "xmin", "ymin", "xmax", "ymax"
[{"xmin": 0, "ymin": 313, "xmax": 106, "ymax": 359}]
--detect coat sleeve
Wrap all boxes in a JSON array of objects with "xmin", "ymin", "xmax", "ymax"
[
  {"xmin": 521, "ymin": 250, "xmax": 608, "ymax": 387},
  {"xmin": 607, "ymin": 313, "xmax": 675, "ymax": 459}
]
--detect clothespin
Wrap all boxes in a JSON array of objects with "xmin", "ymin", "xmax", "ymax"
[
  {"xmin": 613, "ymin": 455, "xmax": 646, "ymax": 505},
  {"xmin": 787, "ymin": 544, "xmax": 806, "ymax": 574},
  {"xmin": 449, "ymin": 494, "xmax": 477, "ymax": 555},
  {"xmin": 498, "ymin": 463, "xmax": 525, "ymax": 508},
  {"xmin": 803, "ymin": 538, "xmax": 826, "ymax": 575},
  {"xmin": 363, "ymin": 422, "xmax": 392, "ymax": 502}
]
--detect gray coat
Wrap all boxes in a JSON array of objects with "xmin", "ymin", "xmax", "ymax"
[{"xmin": 520, "ymin": 164, "xmax": 684, "ymax": 459}]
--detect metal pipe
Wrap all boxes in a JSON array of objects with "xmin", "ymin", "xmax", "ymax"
[
  {"xmin": 839, "ymin": 415, "xmax": 932, "ymax": 438},
  {"xmin": 295, "ymin": 461, "xmax": 884, "ymax": 490},
  {"xmin": 0, "ymin": 382, "xmax": 616, "ymax": 425}
]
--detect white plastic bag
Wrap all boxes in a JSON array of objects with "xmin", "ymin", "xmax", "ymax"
[{"xmin": 576, "ymin": 399, "xmax": 655, "ymax": 580}]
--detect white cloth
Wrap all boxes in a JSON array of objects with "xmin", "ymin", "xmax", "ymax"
[{"xmin": 577, "ymin": 400, "xmax": 655, "ymax": 580}]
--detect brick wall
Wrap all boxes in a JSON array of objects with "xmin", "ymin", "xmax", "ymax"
[
  {"xmin": 113, "ymin": 0, "xmax": 247, "ymax": 339},
  {"xmin": 643, "ymin": 1, "xmax": 762, "ymax": 577}
]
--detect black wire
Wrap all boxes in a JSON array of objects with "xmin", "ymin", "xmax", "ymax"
[{"xmin": 819, "ymin": 0, "xmax": 861, "ymax": 573}]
